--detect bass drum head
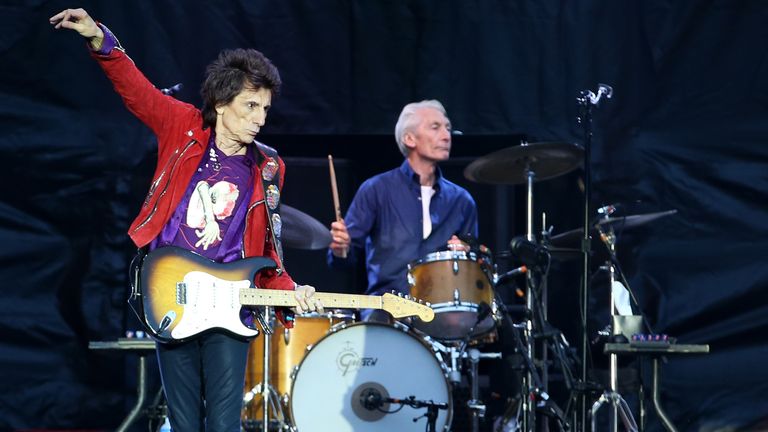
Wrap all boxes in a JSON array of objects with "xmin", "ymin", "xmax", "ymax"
[{"xmin": 290, "ymin": 322, "xmax": 452, "ymax": 431}]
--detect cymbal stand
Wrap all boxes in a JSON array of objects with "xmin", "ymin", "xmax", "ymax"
[
  {"xmin": 522, "ymin": 162, "xmax": 537, "ymax": 432},
  {"xmin": 493, "ymin": 288, "xmax": 552, "ymax": 430},
  {"xmin": 589, "ymin": 223, "xmax": 637, "ymax": 432}
]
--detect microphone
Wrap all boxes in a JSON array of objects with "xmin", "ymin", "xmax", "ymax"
[
  {"xmin": 160, "ymin": 83, "xmax": 183, "ymax": 96},
  {"xmin": 579, "ymin": 83, "xmax": 613, "ymax": 106},
  {"xmin": 360, "ymin": 388, "xmax": 383, "ymax": 410},
  {"xmin": 509, "ymin": 237, "xmax": 549, "ymax": 268},
  {"xmin": 496, "ymin": 265, "xmax": 527, "ymax": 283}
]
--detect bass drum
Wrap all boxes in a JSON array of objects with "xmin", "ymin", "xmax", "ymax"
[
  {"xmin": 290, "ymin": 322, "xmax": 452, "ymax": 432},
  {"xmin": 243, "ymin": 310, "xmax": 354, "ymax": 424}
]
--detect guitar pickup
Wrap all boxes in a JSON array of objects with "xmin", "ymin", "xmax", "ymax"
[{"xmin": 176, "ymin": 282, "xmax": 187, "ymax": 305}]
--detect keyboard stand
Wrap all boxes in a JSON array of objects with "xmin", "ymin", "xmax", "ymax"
[
  {"xmin": 89, "ymin": 339, "xmax": 157, "ymax": 432},
  {"xmin": 604, "ymin": 343, "xmax": 709, "ymax": 432}
]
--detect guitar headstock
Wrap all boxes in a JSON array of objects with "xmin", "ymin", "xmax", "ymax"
[{"xmin": 381, "ymin": 293, "xmax": 435, "ymax": 322}]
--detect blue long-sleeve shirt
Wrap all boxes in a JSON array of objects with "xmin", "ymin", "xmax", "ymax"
[{"xmin": 328, "ymin": 160, "xmax": 478, "ymax": 297}]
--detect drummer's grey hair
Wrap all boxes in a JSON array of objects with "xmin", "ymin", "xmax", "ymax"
[{"xmin": 394, "ymin": 100, "xmax": 448, "ymax": 157}]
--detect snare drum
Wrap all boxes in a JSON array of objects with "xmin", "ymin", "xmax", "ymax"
[
  {"xmin": 290, "ymin": 322, "xmax": 452, "ymax": 432},
  {"xmin": 242, "ymin": 310, "xmax": 354, "ymax": 422},
  {"xmin": 408, "ymin": 250, "xmax": 495, "ymax": 340}
]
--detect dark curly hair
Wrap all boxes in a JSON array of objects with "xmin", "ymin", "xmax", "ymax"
[{"xmin": 200, "ymin": 48, "xmax": 282, "ymax": 129}]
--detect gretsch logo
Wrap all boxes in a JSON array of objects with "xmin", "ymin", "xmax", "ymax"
[{"xmin": 336, "ymin": 341, "xmax": 378, "ymax": 376}]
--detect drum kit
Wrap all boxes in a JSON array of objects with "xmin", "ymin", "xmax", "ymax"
[{"xmin": 240, "ymin": 143, "xmax": 677, "ymax": 432}]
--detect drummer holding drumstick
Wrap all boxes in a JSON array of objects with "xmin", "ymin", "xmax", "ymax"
[{"xmin": 328, "ymin": 100, "xmax": 478, "ymax": 322}]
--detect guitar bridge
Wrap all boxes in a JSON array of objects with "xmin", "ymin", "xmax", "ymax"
[{"xmin": 176, "ymin": 282, "xmax": 187, "ymax": 305}]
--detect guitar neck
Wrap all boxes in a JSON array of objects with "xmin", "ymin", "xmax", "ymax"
[{"xmin": 239, "ymin": 289, "xmax": 383, "ymax": 310}]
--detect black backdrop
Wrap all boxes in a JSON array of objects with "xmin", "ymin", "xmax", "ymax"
[{"xmin": 1, "ymin": 0, "xmax": 767, "ymax": 431}]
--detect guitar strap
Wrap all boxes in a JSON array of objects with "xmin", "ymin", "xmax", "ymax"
[
  {"xmin": 127, "ymin": 246, "xmax": 149, "ymax": 333},
  {"xmin": 254, "ymin": 141, "xmax": 285, "ymax": 274}
]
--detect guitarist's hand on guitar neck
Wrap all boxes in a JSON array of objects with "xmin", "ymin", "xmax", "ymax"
[{"xmin": 293, "ymin": 284, "xmax": 324, "ymax": 314}]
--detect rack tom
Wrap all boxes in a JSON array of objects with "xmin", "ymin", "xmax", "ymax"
[{"xmin": 408, "ymin": 250, "xmax": 495, "ymax": 340}]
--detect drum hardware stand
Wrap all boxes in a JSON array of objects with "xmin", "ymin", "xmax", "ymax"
[
  {"xmin": 523, "ymin": 275, "xmax": 576, "ymax": 432},
  {"xmin": 448, "ymin": 305, "xmax": 504, "ymax": 432},
  {"xmin": 242, "ymin": 306, "xmax": 294, "ymax": 432},
  {"xmin": 493, "ymin": 287, "xmax": 552, "ymax": 431},
  {"xmin": 466, "ymin": 348, "xmax": 487, "ymax": 432},
  {"xmin": 431, "ymin": 338, "xmax": 502, "ymax": 432},
  {"xmin": 384, "ymin": 396, "xmax": 450, "ymax": 432},
  {"xmin": 589, "ymin": 213, "xmax": 654, "ymax": 432}
]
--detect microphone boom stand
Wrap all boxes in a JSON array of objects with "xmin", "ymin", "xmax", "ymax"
[{"xmin": 575, "ymin": 84, "xmax": 612, "ymax": 432}]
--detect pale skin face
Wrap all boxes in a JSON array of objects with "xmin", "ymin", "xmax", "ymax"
[
  {"xmin": 403, "ymin": 107, "xmax": 453, "ymax": 167},
  {"xmin": 214, "ymin": 86, "xmax": 272, "ymax": 155}
]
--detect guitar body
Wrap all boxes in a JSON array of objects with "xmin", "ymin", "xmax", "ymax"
[{"xmin": 136, "ymin": 246, "xmax": 276, "ymax": 343}]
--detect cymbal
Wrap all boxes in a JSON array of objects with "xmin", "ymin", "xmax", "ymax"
[
  {"xmin": 281, "ymin": 204, "xmax": 332, "ymax": 250},
  {"xmin": 549, "ymin": 209, "xmax": 678, "ymax": 248},
  {"xmin": 495, "ymin": 246, "xmax": 582, "ymax": 261},
  {"xmin": 464, "ymin": 141, "xmax": 584, "ymax": 185},
  {"xmin": 595, "ymin": 209, "xmax": 678, "ymax": 230}
]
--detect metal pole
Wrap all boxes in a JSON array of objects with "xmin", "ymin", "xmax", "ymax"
[
  {"xmin": 116, "ymin": 355, "xmax": 147, "ymax": 432},
  {"xmin": 577, "ymin": 92, "xmax": 594, "ymax": 432},
  {"xmin": 524, "ymin": 167, "xmax": 536, "ymax": 432},
  {"xmin": 608, "ymin": 262, "xmax": 619, "ymax": 432},
  {"xmin": 262, "ymin": 306, "xmax": 271, "ymax": 432}
]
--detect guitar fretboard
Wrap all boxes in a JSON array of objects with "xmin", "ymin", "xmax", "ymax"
[{"xmin": 239, "ymin": 289, "xmax": 383, "ymax": 310}]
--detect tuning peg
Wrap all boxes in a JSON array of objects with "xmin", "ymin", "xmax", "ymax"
[
  {"xmin": 426, "ymin": 302, "xmax": 431, "ymax": 307},
  {"xmin": 398, "ymin": 292, "xmax": 403, "ymax": 297}
]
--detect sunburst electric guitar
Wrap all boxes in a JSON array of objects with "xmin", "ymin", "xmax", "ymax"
[{"xmin": 131, "ymin": 246, "xmax": 434, "ymax": 343}]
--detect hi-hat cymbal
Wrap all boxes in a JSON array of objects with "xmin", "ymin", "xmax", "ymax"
[
  {"xmin": 464, "ymin": 141, "xmax": 584, "ymax": 185},
  {"xmin": 549, "ymin": 209, "xmax": 678, "ymax": 248},
  {"xmin": 281, "ymin": 204, "xmax": 332, "ymax": 250}
]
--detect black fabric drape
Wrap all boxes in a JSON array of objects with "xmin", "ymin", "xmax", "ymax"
[{"xmin": 1, "ymin": 0, "xmax": 767, "ymax": 430}]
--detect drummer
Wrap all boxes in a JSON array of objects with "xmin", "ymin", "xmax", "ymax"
[{"xmin": 328, "ymin": 100, "xmax": 479, "ymax": 321}]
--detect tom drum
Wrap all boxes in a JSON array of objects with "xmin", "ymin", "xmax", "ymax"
[{"xmin": 408, "ymin": 250, "xmax": 495, "ymax": 340}]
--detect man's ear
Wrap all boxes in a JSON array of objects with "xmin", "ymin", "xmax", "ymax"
[
  {"xmin": 402, "ymin": 132, "xmax": 417, "ymax": 151},
  {"xmin": 215, "ymin": 104, "xmax": 224, "ymax": 115}
]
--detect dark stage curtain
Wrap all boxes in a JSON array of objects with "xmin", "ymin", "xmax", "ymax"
[{"xmin": 1, "ymin": 1, "xmax": 766, "ymax": 430}]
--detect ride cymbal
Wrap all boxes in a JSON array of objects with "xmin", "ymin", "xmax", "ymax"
[
  {"xmin": 281, "ymin": 204, "xmax": 332, "ymax": 250},
  {"xmin": 464, "ymin": 141, "xmax": 584, "ymax": 185}
]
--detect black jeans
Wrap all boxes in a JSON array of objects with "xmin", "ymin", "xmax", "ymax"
[{"xmin": 156, "ymin": 332, "xmax": 250, "ymax": 431}]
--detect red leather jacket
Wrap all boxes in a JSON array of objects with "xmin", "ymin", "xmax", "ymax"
[{"xmin": 92, "ymin": 46, "xmax": 296, "ymax": 293}]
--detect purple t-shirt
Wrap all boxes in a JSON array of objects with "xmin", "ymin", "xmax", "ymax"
[{"xmin": 149, "ymin": 136, "xmax": 256, "ymax": 263}]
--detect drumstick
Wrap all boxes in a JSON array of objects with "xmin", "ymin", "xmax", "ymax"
[{"xmin": 328, "ymin": 155, "xmax": 347, "ymax": 258}]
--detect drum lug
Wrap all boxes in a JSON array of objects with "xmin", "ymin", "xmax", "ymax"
[
  {"xmin": 453, "ymin": 288, "xmax": 460, "ymax": 303},
  {"xmin": 452, "ymin": 259, "xmax": 459, "ymax": 274},
  {"xmin": 407, "ymin": 271, "xmax": 415, "ymax": 287},
  {"xmin": 290, "ymin": 365, "xmax": 299, "ymax": 381},
  {"xmin": 283, "ymin": 328, "xmax": 291, "ymax": 345}
]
